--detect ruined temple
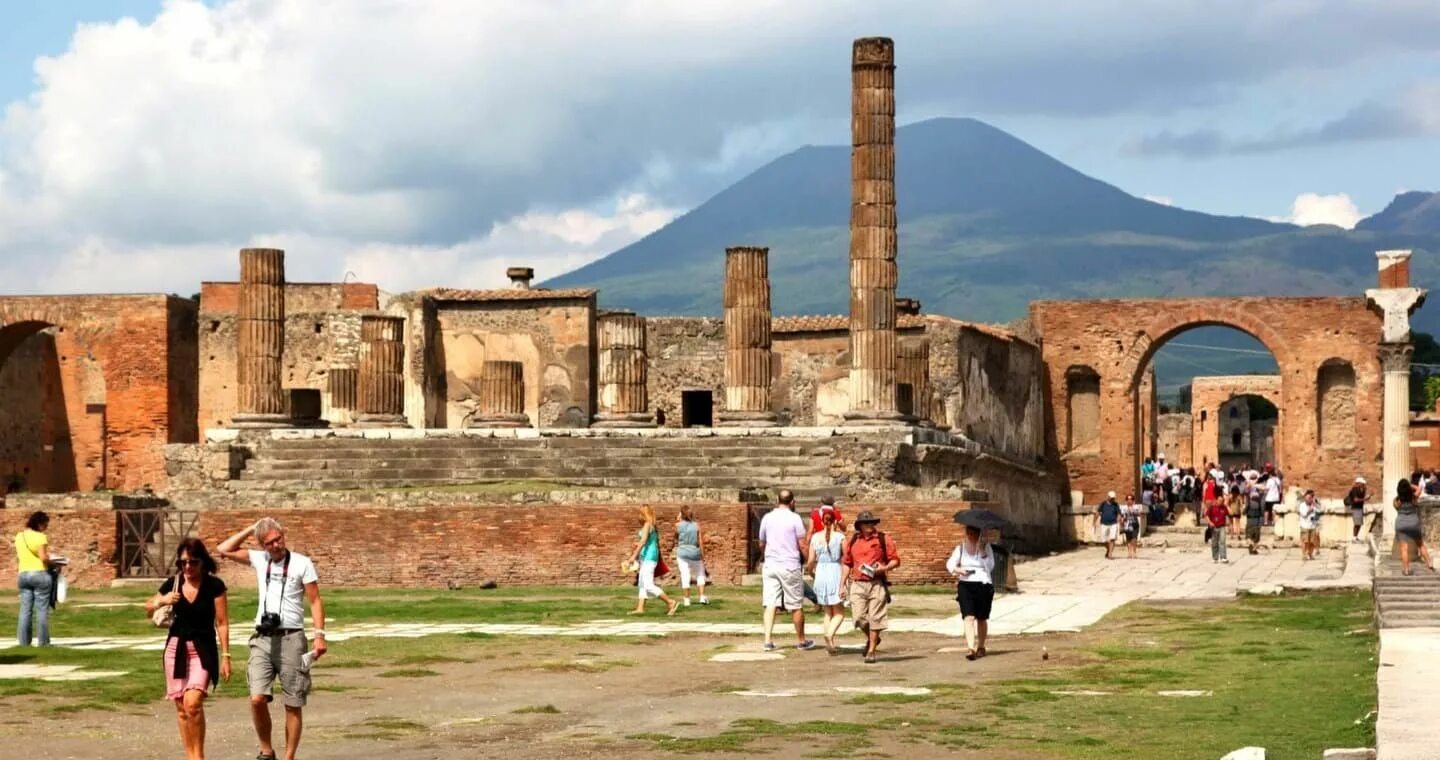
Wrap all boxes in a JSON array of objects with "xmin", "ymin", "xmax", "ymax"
[{"xmin": 0, "ymin": 38, "xmax": 1423, "ymax": 588}]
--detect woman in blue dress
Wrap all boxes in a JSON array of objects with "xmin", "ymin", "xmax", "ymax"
[{"xmin": 806, "ymin": 507, "xmax": 847, "ymax": 654}]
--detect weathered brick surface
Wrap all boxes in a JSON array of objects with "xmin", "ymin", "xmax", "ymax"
[
  {"xmin": 0, "ymin": 295, "xmax": 197, "ymax": 492},
  {"xmin": 6, "ymin": 497, "xmax": 997, "ymax": 589},
  {"xmin": 1031, "ymin": 297, "xmax": 1383, "ymax": 502}
]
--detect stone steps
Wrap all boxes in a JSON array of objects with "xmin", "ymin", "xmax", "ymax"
[
  {"xmin": 239, "ymin": 465, "xmax": 831, "ymax": 482},
  {"xmin": 1374, "ymin": 555, "xmax": 1440, "ymax": 628},
  {"xmin": 231, "ymin": 474, "xmax": 834, "ymax": 492}
]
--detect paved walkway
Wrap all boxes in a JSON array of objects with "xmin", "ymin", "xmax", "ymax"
[{"xmin": 1378, "ymin": 626, "xmax": 1440, "ymax": 760}]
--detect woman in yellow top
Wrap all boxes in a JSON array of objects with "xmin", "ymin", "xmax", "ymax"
[{"xmin": 15, "ymin": 511, "xmax": 54, "ymax": 646}]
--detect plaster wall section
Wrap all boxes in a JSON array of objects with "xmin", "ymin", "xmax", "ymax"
[
  {"xmin": 647, "ymin": 317, "xmax": 726, "ymax": 426},
  {"xmin": 1155, "ymin": 413, "xmax": 1194, "ymax": 465},
  {"xmin": 428, "ymin": 295, "xmax": 594, "ymax": 428},
  {"xmin": 1031, "ymin": 297, "xmax": 1382, "ymax": 503},
  {"xmin": 927, "ymin": 318, "xmax": 1045, "ymax": 464},
  {"xmin": 198, "ymin": 283, "xmax": 378, "ymax": 429}
]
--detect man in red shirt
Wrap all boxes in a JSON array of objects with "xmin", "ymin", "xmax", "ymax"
[
  {"xmin": 1205, "ymin": 497, "xmax": 1230, "ymax": 564},
  {"xmin": 841, "ymin": 511, "xmax": 900, "ymax": 664}
]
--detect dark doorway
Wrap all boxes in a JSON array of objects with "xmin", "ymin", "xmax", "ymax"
[{"xmin": 681, "ymin": 390, "xmax": 713, "ymax": 427}]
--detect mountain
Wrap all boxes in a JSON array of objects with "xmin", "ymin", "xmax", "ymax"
[
  {"xmin": 1357, "ymin": 191, "xmax": 1440, "ymax": 235},
  {"xmin": 545, "ymin": 117, "xmax": 1438, "ymax": 335}
]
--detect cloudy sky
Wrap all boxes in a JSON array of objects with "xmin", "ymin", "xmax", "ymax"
[{"xmin": 1, "ymin": 0, "xmax": 1438, "ymax": 296}]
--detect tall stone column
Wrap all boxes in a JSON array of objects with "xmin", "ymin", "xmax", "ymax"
[
  {"xmin": 471, "ymin": 360, "xmax": 530, "ymax": 428},
  {"xmin": 233, "ymin": 248, "xmax": 290, "ymax": 428},
  {"xmin": 355, "ymin": 315, "xmax": 408, "ymax": 428},
  {"xmin": 595, "ymin": 312, "xmax": 654, "ymax": 427},
  {"xmin": 845, "ymin": 37, "xmax": 902, "ymax": 424},
  {"xmin": 326, "ymin": 367, "xmax": 358, "ymax": 426},
  {"xmin": 896, "ymin": 337, "xmax": 930, "ymax": 425},
  {"xmin": 1366, "ymin": 249, "xmax": 1427, "ymax": 539},
  {"xmin": 720, "ymin": 246, "xmax": 777, "ymax": 427}
]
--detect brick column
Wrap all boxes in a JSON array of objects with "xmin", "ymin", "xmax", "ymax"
[
  {"xmin": 719, "ymin": 246, "xmax": 777, "ymax": 427},
  {"xmin": 1366, "ymin": 249, "xmax": 1427, "ymax": 539},
  {"xmin": 355, "ymin": 315, "xmax": 408, "ymax": 428},
  {"xmin": 594, "ymin": 312, "xmax": 654, "ymax": 427},
  {"xmin": 326, "ymin": 367, "xmax": 358, "ymax": 427},
  {"xmin": 233, "ymin": 248, "xmax": 290, "ymax": 428},
  {"xmin": 845, "ymin": 37, "xmax": 903, "ymax": 424},
  {"xmin": 897, "ymin": 337, "xmax": 930, "ymax": 425},
  {"xmin": 471, "ymin": 360, "xmax": 530, "ymax": 428}
]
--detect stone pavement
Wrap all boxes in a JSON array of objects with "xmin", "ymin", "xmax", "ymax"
[{"xmin": 1377, "ymin": 626, "xmax": 1440, "ymax": 760}]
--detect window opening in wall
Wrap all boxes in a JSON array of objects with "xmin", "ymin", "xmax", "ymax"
[
  {"xmin": 1232, "ymin": 429, "xmax": 1243, "ymax": 449},
  {"xmin": 1065, "ymin": 367, "xmax": 1101, "ymax": 453},
  {"xmin": 1229, "ymin": 405, "xmax": 1239, "ymax": 418},
  {"xmin": 681, "ymin": 390, "xmax": 713, "ymax": 428}
]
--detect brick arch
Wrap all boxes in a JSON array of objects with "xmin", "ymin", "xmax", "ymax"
[{"xmin": 1116, "ymin": 309, "xmax": 1290, "ymax": 395}]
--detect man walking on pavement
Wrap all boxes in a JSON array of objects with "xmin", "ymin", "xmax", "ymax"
[
  {"xmin": 757, "ymin": 490, "xmax": 813, "ymax": 651},
  {"xmin": 842, "ymin": 511, "xmax": 900, "ymax": 664},
  {"xmin": 1094, "ymin": 491, "xmax": 1122, "ymax": 559}
]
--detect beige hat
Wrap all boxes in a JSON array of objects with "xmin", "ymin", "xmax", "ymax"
[{"xmin": 1107, "ymin": 491, "xmax": 1117, "ymax": 499}]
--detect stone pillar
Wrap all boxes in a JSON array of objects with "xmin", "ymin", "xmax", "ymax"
[
  {"xmin": 845, "ymin": 37, "xmax": 903, "ymax": 424},
  {"xmin": 471, "ymin": 360, "xmax": 530, "ymax": 428},
  {"xmin": 233, "ymin": 248, "xmax": 290, "ymax": 427},
  {"xmin": 355, "ymin": 315, "xmax": 408, "ymax": 428},
  {"xmin": 896, "ymin": 337, "xmax": 930, "ymax": 425},
  {"xmin": 1366, "ymin": 249, "xmax": 1427, "ymax": 539},
  {"xmin": 720, "ymin": 246, "xmax": 777, "ymax": 427},
  {"xmin": 594, "ymin": 312, "xmax": 654, "ymax": 427},
  {"xmin": 326, "ymin": 367, "xmax": 358, "ymax": 426}
]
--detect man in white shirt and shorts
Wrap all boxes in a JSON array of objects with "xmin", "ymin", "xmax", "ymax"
[
  {"xmin": 757, "ymin": 490, "xmax": 814, "ymax": 651},
  {"xmin": 219, "ymin": 518, "xmax": 327, "ymax": 760}
]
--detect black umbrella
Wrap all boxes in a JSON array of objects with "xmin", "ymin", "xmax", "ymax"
[{"xmin": 952, "ymin": 509, "xmax": 1013, "ymax": 531}]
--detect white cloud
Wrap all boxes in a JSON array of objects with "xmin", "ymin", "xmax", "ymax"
[
  {"xmin": 1, "ymin": 0, "xmax": 1438, "ymax": 295},
  {"xmin": 1143, "ymin": 194, "xmax": 1174, "ymax": 206},
  {"xmin": 1285, "ymin": 192, "xmax": 1363, "ymax": 229}
]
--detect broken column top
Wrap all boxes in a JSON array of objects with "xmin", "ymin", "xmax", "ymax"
[
  {"xmin": 853, "ymin": 37, "xmax": 894, "ymax": 66},
  {"xmin": 1376, "ymin": 249, "xmax": 1413, "ymax": 289},
  {"xmin": 507, "ymin": 267, "xmax": 535, "ymax": 290},
  {"xmin": 896, "ymin": 298, "xmax": 921, "ymax": 316}
]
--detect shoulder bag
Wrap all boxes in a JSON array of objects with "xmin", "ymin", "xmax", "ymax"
[{"xmin": 151, "ymin": 573, "xmax": 182, "ymax": 628}]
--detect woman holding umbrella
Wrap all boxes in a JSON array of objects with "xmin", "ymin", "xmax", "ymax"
[{"xmin": 948, "ymin": 510, "xmax": 1004, "ymax": 660}]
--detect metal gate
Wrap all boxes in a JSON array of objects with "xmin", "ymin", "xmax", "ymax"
[
  {"xmin": 746, "ymin": 502, "xmax": 775, "ymax": 572},
  {"xmin": 117, "ymin": 509, "xmax": 199, "ymax": 578}
]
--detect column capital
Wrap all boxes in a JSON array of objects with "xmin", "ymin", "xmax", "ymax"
[
  {"xmin": 1379, "ymin": 342, "xmax": 1414, "ymax": 373},
  {"xmin": 1366, "ymin": 287, "xmax": 1427, "ymax": 343}
]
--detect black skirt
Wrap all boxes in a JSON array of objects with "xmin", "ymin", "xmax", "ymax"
[{"xmin": 957, "ymin": 580, "xmax": 995, "ymax": 620}]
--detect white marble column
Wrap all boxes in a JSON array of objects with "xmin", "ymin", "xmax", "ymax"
[{"xmin": 1365, "ymin": 249, "xmax": 1427, "ymax": 540}]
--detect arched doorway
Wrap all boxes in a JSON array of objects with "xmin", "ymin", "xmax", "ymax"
[{"xmin": 0, "ymin": 321, "xmax": 108, "ymax": 493}]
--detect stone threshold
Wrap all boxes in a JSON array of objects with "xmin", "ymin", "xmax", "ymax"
[{"xmin": 205, "ymin": 424, "xmax": 970, "ymax": 447}]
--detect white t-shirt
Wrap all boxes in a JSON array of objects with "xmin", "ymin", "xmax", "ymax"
[
  {"xmin": 1264, "ymin": 477, "xmax": 1282, "ymax": 502},
  {"xmin": 1298, "ymin": 500, "xmax": 1320, "ymax": 530},
  {"xmin": 946, "ymin": 541, "xmax": 995, "ymax": 586},
  {"xmin": 248, "ymin": 550, "xmax": 318, "ymax": 630}
]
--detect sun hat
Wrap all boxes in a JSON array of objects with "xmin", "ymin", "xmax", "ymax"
[
  {"xmin": 853, "ymin": 510, "xmax": 881, "ymax": 525},
  {"xmin": 1355, "ymin": 476, "xmax": 1366, "ymax": 484},
  {"xmin": 1107, "ymin": 491, "xmax": 1117, "ymax": 499}
]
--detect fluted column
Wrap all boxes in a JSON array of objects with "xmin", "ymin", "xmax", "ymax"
[
  {"xmin": 897, "ymin": 337, "xmax": 930, "ymax": 425},
  {"xmin": 355, "ymin": 315, "xmax": 408, "ymax": 428},
  {"xmin": 326, "ymin": 367, "xmax": 358, "ymax": 427},
  {"xmin": 845, "ymin": 37, "xmax": 902, "ymax": 424},
  {"xmin": 594, "ymin": 312, "xmax": 654, "ymax": 427},
  {"xmin": 471, "ymin": 360, "xmax": 530, "ymax": 428},
  {"xmin": 233, "ymin": 248, "xmax": 290, "ymax": 427},
  {"xmin": 719, "ymin": 246, "xmax": 777, "ymax": 427},
  {"xmin": 1366, "ymin": 249, "xmax": 1427, "ymax": 540}
]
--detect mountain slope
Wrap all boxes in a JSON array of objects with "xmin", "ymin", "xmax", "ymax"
[
  {"xmin": 545, "ymin": 117, "xmax": 1437, "ymax": 334},
  {"xmin": 1357, "ymin": 191, "xmax": 1440, "ymax": 234}
]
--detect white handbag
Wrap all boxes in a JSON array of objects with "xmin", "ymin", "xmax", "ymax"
[{"xmin": 151, "ymin": 573, "xmax": 181, "ymax": 628}]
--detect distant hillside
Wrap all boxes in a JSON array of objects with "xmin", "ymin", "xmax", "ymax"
[
  {"xmin": 1357, "ymin": 191, "xmax": 1440, "ymax": 235},
  {"xmin": 546, "ymin": 117, "xmax": 1438, "ymax": 333}
]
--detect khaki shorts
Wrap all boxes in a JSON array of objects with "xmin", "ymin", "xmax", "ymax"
[
  {"xmin": 849, "ymin": 579, "xmax": 889, "ymax": 632},
  {"xmin": 762, "ymin": 565, "xmax": 805, "ymax": 612},
  {"xmin": 1301, "ymin": 528, "xmax": 1318, "ymax": 542},
  {"xmin": 248, "ymin": 630, "xmax": 311, "ymax": 708}
]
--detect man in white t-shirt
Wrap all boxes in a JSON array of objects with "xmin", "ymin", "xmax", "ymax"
[
  {"xmin": 757, "ymin": 490, "xmax": 813, "ymax": 651},
  {"xmin": 219, "ymin": 518, "xmax": 327, "ymax": 760},
  {"xmin": 1297, "ymin": 490, "xmax": 1321, "ymax": 560}
]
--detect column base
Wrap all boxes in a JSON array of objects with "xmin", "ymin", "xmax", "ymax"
[
  {"xmin": 592, "ymin": 412, "xmax": 656, "ymax": 428},
  {"xmin": 468, "ymin": 414, "xmax": 531, "ymax": 429},
  {"xmin": 717, "ymin": 410, "xmax": 778, "ymax": 427},
  {"xmin": 353, "ymin": 414, "xmax": 410, "ymax": 429},
  {"xmin": 230, "ymin": 413, "xmax": 293, "ymax": 429},
  {"xmin": 843, "ymin": 409, "xmax": 908, "ymax": 426}
]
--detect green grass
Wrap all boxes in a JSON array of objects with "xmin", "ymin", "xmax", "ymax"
[
  {"xmin": 375, "ymin": 668, "xmax": 440, "ymax": 679},
  {"xmin": 513, "ymin": 704, "xmax": 562, "ymax": 714},
  {"xmin": 628, "ymin": 718, "xmax": 877, "ymax": 754}
]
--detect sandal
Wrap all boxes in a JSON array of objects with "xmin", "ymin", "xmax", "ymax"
[
  {"xmin": 965, "ymin": 649, "xmax": 977, "ymax": 661},
  {"xmin": 977, "ymin": 647, "xmax": 987, "ymax": 658},
  {"xmin": 257, "ymin": 753, "xmax": 278, "ymax": 760}
]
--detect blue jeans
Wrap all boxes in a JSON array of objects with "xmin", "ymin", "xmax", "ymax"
[{"xmin": 17, "ymin": 571, "xmax": 53, "ymax": 646}]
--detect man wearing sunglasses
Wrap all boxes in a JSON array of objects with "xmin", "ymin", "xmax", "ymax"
[{"xmin": 218, "ymin": 518, "xmax": 326, "ymax": 760}]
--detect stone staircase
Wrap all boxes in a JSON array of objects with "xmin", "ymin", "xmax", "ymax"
[
  {"xmin": 1374, "ymin": 551, "xmax": 1440, "ymax": 629},
  {"xmin": 1145, "ymin": 522, "xmax": 1289, "ymax": 548},
  {"xmin": 234, "ymin": 435, "xmax": 839, "ymax": 492}
]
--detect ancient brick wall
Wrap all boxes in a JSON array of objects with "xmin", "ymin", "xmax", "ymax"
[
  {"xmin": 1190, "ymin": 375, "xmax": 1281, "ymax": 470},
  {"xmin": 0, "ymin": 295, "xmax": 197, "ymax": 492},
  {"xmin": 1155, "ymin": 413, "xmax": 1194, "ymax": 465},
  {"xmin": 198, "ymin": 282, "xmax": 378, "ymax": 429},
  {"xmin": 1031, "ymin": 297, "xmax": 1383, "ymax": 503},
  {"xmin": 927, "ymin": 319, "xmax": 1045, "ymax": 463},
  {"xmin": 647, "ymin": 317, "xmax": 725, "ymax": 427},
  {"xmin": 0, "ymin": 505, "xmax": 118, "ymax": 587}
]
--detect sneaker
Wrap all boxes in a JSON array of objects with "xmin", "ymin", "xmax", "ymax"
[
  {"xmin": 797, "ymin": 640, "xmax": 816, "ymax": 651},
  {"xmin": 683, "ymin": 598, "xmax": 691, "ymax": 607},
  {"xmin": 763, "ymin": 642, "xmax": 777, "ymax": 652},
  {"xmin": 1221, "ymin": 558, "xmax": 1230, "ymax": 564},
  {"xmin": 699, "ymin": 596, "xmax": 709, "ymax": 605}
]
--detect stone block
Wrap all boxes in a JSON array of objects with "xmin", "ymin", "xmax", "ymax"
[
  {"xmin": 426, "ymin": 429, "xmax": 463, "ymax": 438},
  {"xmin": 462, "ymin": 428, "xmax": 494, "ymax": 438},
  {"xmin": 491, "ymin": 429, "xmax": 518, "ymax": 439},
  {"xmin": 387, "ymin": 429, "xmax": 426, "ymax": 440},
  {"xmin": 334, "ymin": 428, "xmax": 365, "ymax": 438},
  {"xmin": 1220, "ymin": 749, "xmax": 1264, "ymax": 760},
  {"xmin": 206, "ymin": 428, "xmax": 240, "ymax": 443},
  {"xmin": 1321, "ymin": 749, "xmax": 1374, "ymax": 760},
  {"xmin": 362, "ymin": 429, "xmax": 391, "ymax": 440},
  {"xmin": 515, "ymin": 428, "xmax": 541, "ymax": 439},
  {"xmin": 714, "ymin": 427, "xmax": 752, "ymax": 437}
]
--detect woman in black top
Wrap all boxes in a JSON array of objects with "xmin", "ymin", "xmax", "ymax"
[{"xmin": 145, "ymin": 538, "xmax": 230, "ymax": 760}]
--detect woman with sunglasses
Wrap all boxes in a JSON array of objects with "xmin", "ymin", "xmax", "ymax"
[{"xmin": 145, "ymin": 538, "xmax": 230, "ymax": 760}]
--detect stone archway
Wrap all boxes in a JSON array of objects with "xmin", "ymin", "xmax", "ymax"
[
  {"xmin": 1190, "ymin": 376, "xmax": 1282, "ymax": 472},
  {"xmin": 1031, "ymin": 296, "xmax": 1384, "ymax": 503}
]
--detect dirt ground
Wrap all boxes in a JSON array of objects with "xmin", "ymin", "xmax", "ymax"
[{"xmin": 6, "ymin": 626, "xmax": 1090, "ymax": 760}]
